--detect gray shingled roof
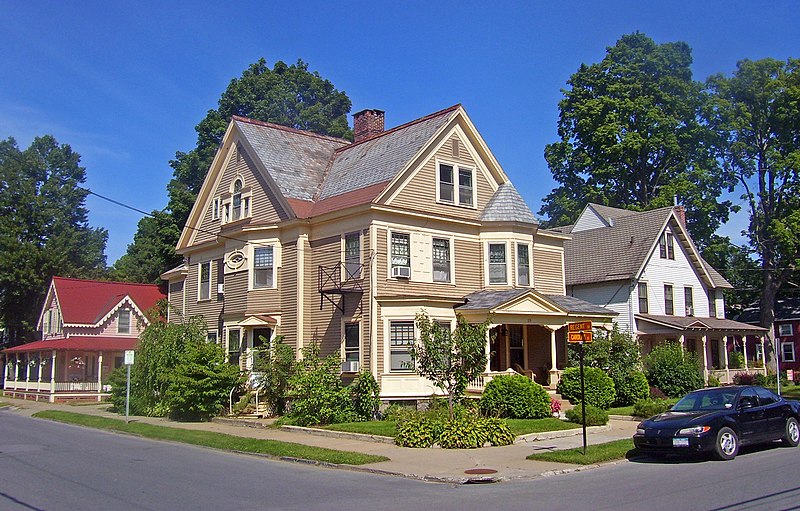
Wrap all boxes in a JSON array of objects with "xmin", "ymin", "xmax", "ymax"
[
  {"xmin": 457, "ymin": 289, "xmax": 616, "ymax": 316},
  {"xmin": 637, "ymin": 314, "xmax": 766, "ymax": 332},
  {"xmin": 586, "ymin": 203, "xmax": 639, "ymax": 222},
  {"xmin": 318, "ymin": 108, "xmax": 456, "ymax": 199},
  {"xmin": 235, "ymin": 119, "xmax": 347, "ymax": 201},
  {"xmin": 737, "ymin": 297, "xmax": 800, "ymax": 324},
  {"xmin": 480, "ymin": 183, "xmax": 537, "ymax": 224}
]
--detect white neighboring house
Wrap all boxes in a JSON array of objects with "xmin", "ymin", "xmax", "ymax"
[{"xmin": 561, "ymin": 203, "xmax": 767, "ymax": 383}]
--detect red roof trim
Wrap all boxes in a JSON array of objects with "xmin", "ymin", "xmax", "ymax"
[
  {"xmin": 231, "ymin": 116, "xmax": 350, "ymax": 144},
  {"xmin": 4, "ymin": 336, "xmax": 139, "ymax": 353}
]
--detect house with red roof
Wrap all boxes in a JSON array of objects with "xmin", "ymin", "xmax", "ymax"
[
  {"xmin": 3, "ymin": 277, "xmax": 165, "ymax": 402},
  {"xmin": 161, "ymin": 106, "xmax": 617, "ymax": 402}
]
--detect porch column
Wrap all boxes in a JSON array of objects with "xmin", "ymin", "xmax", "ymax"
[
  {"xmin": 97, "ymin": 352, "xmax": 103, "ymax": 401},
  {"xmin": 723, "ymin": 336, "xmax": 730, "ymax": 384},
  {"xmin": 24, "ymin": 353, "xmax": 30, "ymax": 389},
  {"xmin": 743, "ymin": 337, "xmax": 749, "ymax": 370},
  {"xmin": 38, "ymin": 351, "xmax": 44, "ymax": 393},
  {"xmin": 50, "ymin": 350, "xmax": 57, "ymax": 403},
  {"xmin": 678, "ymin": 334, "xmax": 685, "ymax": 351},
  {"xmin": 548, "ymin": 327, "xmax": 559, "ymax": 389},
  {"xmin": 484, "ymin": 326, "xmax": 493, "ymax": 374},
  {"xmin": 761, "ymin": 336, "xmax": 768, "ymax": 376},
  {"xmin": 701, "ymin": 335, "xmax": 709, "ymax": 384},
  {"xmin": 15, "ymin": 354, "xmax": 20, "ymax": 382}
]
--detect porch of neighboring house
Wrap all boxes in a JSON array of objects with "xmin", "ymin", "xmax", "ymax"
[
  {"xmin": 635, "ymin": 314, "xmax": 768, "ymax": 385},
  {"xmin": 2, "ymin": 337, "xmax": 133, "ymax": 402}
]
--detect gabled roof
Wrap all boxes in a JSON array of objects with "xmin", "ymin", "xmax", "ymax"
[
  {"xmin": 737, "ymin": 297, "xmax": 800, "ymax": 324},
  {"xmin": 50, "ymin": 277, "xmax": 165, "ymax": 326},
  {"xmin": 480, "ymin": 183, "xmax": 537, "ymax": 224},
  {"xmin": 636, "ymin": 314, "xmax": 766, "ymax": 333},
  {"xmin": 457, "ymin": 288, "xmax": 616, "ymax": 316},
  {"xmin": 563, "ymin": 204, "xmax": 731, "ymax": 289},
  {"xmin": 4, "ymin": 336, "xmax": 139, "ymax": 353}
]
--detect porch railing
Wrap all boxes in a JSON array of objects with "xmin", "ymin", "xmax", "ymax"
[
  {"xmin": 467, "ymin": 369, "xmax": 518, "ymax": 392},
  {"xmin": 4, "ymin": 380, "xmax": 100, "ymax": 392}
]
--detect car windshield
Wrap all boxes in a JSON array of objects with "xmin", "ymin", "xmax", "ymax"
[{"xmin": 671, "ymin": 389, "xmax": 738, "ymax": 412}]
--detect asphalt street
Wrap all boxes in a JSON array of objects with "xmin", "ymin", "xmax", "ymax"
[{"xmin": 1, "ymin": 409, "xmax": 799, "ymax": 511}]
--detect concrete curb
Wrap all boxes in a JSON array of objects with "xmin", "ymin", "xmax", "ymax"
[
  {"xmin": 609, "ymin": 414, "xmax": 639, "ymax": 422},
  {"xmin": 280, "ymin": 425, "xmax": 396, "ymax": 444},
  {"xmin": 514, "ymin": 423, "xmax": 611, "ymax": 443}
]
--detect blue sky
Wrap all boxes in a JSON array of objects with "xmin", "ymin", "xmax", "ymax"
[{"xmin": 1, "ymin": 1, "xmax": 797, "ymax": 264}]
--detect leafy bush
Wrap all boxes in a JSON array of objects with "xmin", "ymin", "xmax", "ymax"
[
  {"xmin": 733, "ymin": 372, "xmax": 757, "ymax": 385},
  {"xmin": 567, "ymin": 325, "xmax": 642, "ymax": 376},
  {"xmin": 728, "ymin": 351, "xmax": 744, "ymax": 369},
  {"xmin": 479, "ymin": 374, "xmax": 551, "ymax": 419},
  {"xmin": 614, "ymin": 370, "xmax": 650, "ymax": 406},
  {"xmin": 350, "ymin": 370, "xmax": 381, "ymax": 421},
  {"xmin": 632, "ymin": 399, "xmax": 673, "ymax": 418},
  {"xmin": 565, "ymin": 403, "xmax": 608, "ymax": 426},
  {"xmin": 382, "ymin": 404, "xmax": 416, "ymax": 422},
  {"xmin": 766, "ymin": 371, "xmax": 790, "ymax": 387},
  {"xmin": 707, "ymin": 374, "xmax": 721, "ymax": 387},
  {"xmin": 287, "ymin": 344, "xmax": 356, "ymax": 426},
  {"xmin": 649, "ymin": 386, "xmax": 668, "ymax": 400},
  {"xmin": 643, "ymin": 343, "xmax": 704, "ymax": 397},
  {"xmin": 394, "ymin": 409, "xmax": 514, "ymax": 448},
  {"xmin": 438, "ymin": 415, "xmax": 486, "ymax": 449},
  {"xmin": 481, "ymin": 417, "xmax": 516, "ymax": 447},
  {"xmin": 753, "ymin": 373, "xmax": 768, "ymax": 386},
  {"xmin": 395, "ymin": 416, "xmax": 439, "ymax": 448},
  {"xmin": 557, "ymin": 367, "xmax": 616, "ymax": 409},
  {"xmin": 252, "ymin": 336, "xmax": 294, "ymax": 416}
]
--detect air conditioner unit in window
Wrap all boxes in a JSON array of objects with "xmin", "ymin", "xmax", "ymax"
[
  {"xmin": 392, "ymin": 266, "xmax": 411, "ymax": 279},
  {"xmin": 685, "ymin": 306, "xmax": 694, "ymax": 317},
  {"xmin": 217, "ymin": 284, "xmax": 224, "ymax": 295},
  {"xmin": 341, "ymin": 361, "xmax": 360, "ymax": 373}
]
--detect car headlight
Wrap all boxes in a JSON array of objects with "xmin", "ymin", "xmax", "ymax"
[
  {"xmin": 677, "ymin": 426, "xmax": 711, "ymax": 435},
  {"xmin": 636, "ymin": 427, "xmax": 646, "ymax": 435}
]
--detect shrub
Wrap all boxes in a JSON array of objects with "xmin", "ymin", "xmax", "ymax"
[
  {"xmin": 632, "ymin": 399, "xmax": 673, "ymax": 418},
  {"xmin": 766, "ymin": 371, "xmax": 790, "ymax": 387},
  {"xmin": 252, "ymin": 336, "xmax": 294, "ymax": 416},
  {"xmin": 753, "ymin": 373, "xmax": 768, "ymax": 386},
  {"xmin": 438, "ymin": 415, "xmax": 486, "ymax": 449},
  {"xmin": 557, "ymin": 367, "xmax": 616, "ymax": 409},
  {"xmin": 567, "ymin": 325, "xmax": 642, "ymax": 376},
  {"xmin": 728, "ymin": 351, "xmax": 744, "ymax": 369},
  {"xmin": 382, "ymin": 403, "xmax": 416, "ymax": 422},
  {"xmin": 395, "ymin": 416, "xmax": 438, "ymax": 448},
  {"xmin": 707, "ymin": 374, "xmax": 721, "ymax": 387},
  {"xmin": 350, "ymin": 370, "xmax": 381, "ymax": 421},
  {"xmin": 481, "ymin": 417, "xmax": 516, "ymax": 447},
  {"xmin": 287, "ymin": 343, "xmax": 356, "ymax": 426},
  {"xmin": 733, "ymin": 372, "xmax": 757, "ymax": 385},
  {"xmin": 479, "ymin": 374, "xmax": 551, "ymax": 419},
  {"xmin": 644, "ymin": 343, "xmax": 704, "ymax": 397},
  {"xmin": 649, "ymin": 386, "xmax": 668, "ymax": 400},
  {"xmin": 614, "ymin": 370, "xmax": 650, "ymax": 406},
  {"xmin": 565, "ymin": 403, "xmax": 608, "ymax": 426}
]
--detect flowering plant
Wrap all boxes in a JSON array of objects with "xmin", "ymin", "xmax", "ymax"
[{"xmin": 550, "ymin": 396, "xmax": 561, "ymax": 416}]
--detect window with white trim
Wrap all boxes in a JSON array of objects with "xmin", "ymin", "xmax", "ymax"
[
  {"xmin": 660, "ymin": 232, "xmax": 675, "ymax": 259},
  {"xmin": 437, "ymin": 162, "xmax": 474, "ymax": 207},
  {"xmin": 779, "ymin": 324, "xmax": 793, "ymax": 337},
  {"xmin": 343, "ymin": 322, "xmax": 360, "ymax": 371},
  {"xmin": 488, "ymin": 243, "xmax": 507, "ymax": 285},
  {"xmin": 232, "ymin": 179, "xmax": 243, "ymax": 220},
  {"xmin": 118, "ymin": 309, "xmax": 131, "ymax": 334},
  {"xmin": 517, "ymin": 243, "xmax": 530, "ymax": 287},
  {"xmin": 253, "ymin": 246, "xmax": 274, "ymax": 288},
  {"xmin": 390, "ymin": 320, "xmax": 414, "ymax": 372},
  {"xmin": 664, "ymin": 284, "xmax": 674, "ymax": 315},
  {"xmin": 684, "ymin": 287, "xmax": 694, "ymax": 316},
  {"xmin": 344, "ymin": 232, "xmax": 361, "ymax": 280},
  {"xmin": 42, "ymin": 310, "xmax": 51, "ymax": 334},
  {"xmin": 638, "ymin": 282, "xmax": 649, "ymax": 314},
  {"xmin": 432, "ymin": 238, "xmax": 451, "ymax": 283},
  {"xmin": 709, "ymin": 293, "xmax": 717, "ymax": 318},
  {"xmin": 211, "ymin": 197, "xmax": 220, "ymax": 220},
  {"xmin": 390, "ymin": 232, "xmax": 410, "ymax": 276},
  {"xmin": 227, "ymin": 328, "xmax": 241, "ymax": 366},
  {"xmin": 207, "ymin": 331, "xmax": 218, "ymax": 344},
  {"xmin": 782, "ymin": 342, "xmax": 796, "ymax": 362},
  {"xmin": 199, "ymin": 261, "xmax": 211, "ymax": 300}
]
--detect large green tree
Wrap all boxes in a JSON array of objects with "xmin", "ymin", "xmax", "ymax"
[
  {"xmin": 540, "ymin": 33, "xmax": 735, "ymax": 249},
  {"xmin": 707, "ymin": 58, "xmax": 800, "ymax": 368},
  {"xmin": 0, "ymin": 136, "xmax": 107, "ymax": 343},
  {"xmin": 113, "ymin": 59, "xmax": 353, "ymax": 283}
]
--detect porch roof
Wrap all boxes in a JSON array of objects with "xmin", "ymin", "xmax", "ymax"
[
  {"xmin": 3, "ymin": 336, "xmax": 138, "ymax": 353},
  {"xmin": 457, "ymin": 288, "xmax": 616, "ymax": 316},
  {"xmin": 635, "ymin": 314, "xmax": 768, "ymax": 334}
]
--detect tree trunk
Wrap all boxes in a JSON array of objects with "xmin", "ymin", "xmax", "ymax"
[{"xmin": 759, "ymin": 270, "xmax": 780, "ymax": 372}]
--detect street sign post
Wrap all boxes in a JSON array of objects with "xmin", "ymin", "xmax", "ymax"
[
  {"xmin": 124, "ymin": 350, "xmax": 135, "ymax": 423},
  {"xmin": 567, "ymin": 321, "xmax": 593, "ymax": 454}
]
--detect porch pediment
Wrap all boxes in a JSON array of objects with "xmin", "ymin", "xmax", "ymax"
[
  {"xmin": 238, "ymin": 315, "xmax": 278, "ymax": 327},
  {"xmin": 457, "ymin": 288, "xmax": 564, "ymax": 315}
]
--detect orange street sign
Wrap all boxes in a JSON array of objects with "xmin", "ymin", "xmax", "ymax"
[
  {"xmin": 568, "ymin": 321, "xmax": 592, "ymax": 332},
  {"xmin": 568, "ymin": 331, "xmax": 593, "ymax": 343}
]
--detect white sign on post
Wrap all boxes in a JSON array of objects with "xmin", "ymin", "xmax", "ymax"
[{"xmin": 124, "ymin": 350, "xmax": 135, "ymax": 365}]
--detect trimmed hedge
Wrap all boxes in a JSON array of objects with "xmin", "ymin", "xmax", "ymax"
[
  {"xmin": 632, "ymin": 398, "xmax": 673, "ymax": 418},
  {"xmin": 565, "ymin": 403, "xmax": 608, "ymax": 426},
  {"xmin": 557, "ymin": 366, "xmax": 616, "ymax": 410},
  {"xmin": 479, "ymin": 374, "xmax": 551, "ymax": 419},
  {"xmin": 613, "ymin": 370, "xmax": 650, "ymax": 406}
]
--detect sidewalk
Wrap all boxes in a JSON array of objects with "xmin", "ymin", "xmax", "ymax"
[{"xmin": 2, "ymin": 397, "xmax": 638, "ymax": 483}]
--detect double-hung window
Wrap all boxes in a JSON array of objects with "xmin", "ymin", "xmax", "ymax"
[
  {"xmin": 781, "ymin": 342, "xmax": 796, "ymax": 362},
  {"xmin": 343, "ymin": 322, "xmax": 360, "ymax": 371},
  {"xmin": 517, "ymin": 243, "xmax": 530, "ymax": 286},
  {"xmin": 390, "ymin": 321, "xmax": 414, "ymax": 372},
  {"xmin": 684, "ymin": 287, "xmax": 694, "ymax": 316},
  {"xmin": 779, "ymin": 324, "xmax": 793, "ymax": 337},
  {"xmin": 439, "ymin": 164, "xmax": 454, "ymax": 203},
  {"xmin": 638, "ymin": 282, "xmax": 649, "ymax": 314},
  {"xmin": 391, "ymin": 232, "xmax": 410, "ymax": 277},
  {"xmin": 438, "ymin": 162, "xmax": 474, "ymax": 207},
  {"xmin": 488, "ymin": 243, "xmax": 507, "ymax": 285},
  {"xmin": 211, "ymin": 197, "xmax": 220, "ymax": 220},
  {"xmin": 432, "ymin": 238, "xmax": 451, "ymax": 283},
  {"xmin": 709, "ymin": 294, "xmax": 717, "ymax": 318},
  {"xmin": 660, "ymin": 232, "xmax": 675, "ymax": 259},
  {"xmin": 227, "ymin": 329, "xmax": 241, "ymax": 366},
  {"xmin": 199, "ymin": 261, "xmax": 211, "ymax": 300},
  {"xmin": 232, "ymin": 179, "xmax": 243, "ymax": 220},
  {"xmin": 344, "ymin": 232, "xmax": 361, "ymax": 280},
  {"xmin": 118, "ymin": 309, "xmax": 131, "ymax": 334},
  {"xmin": 458, "ymin": 168, "xmax": 473, "ymax": 206},
  {"xmin": 253, "ymin": 247, "xmax": 274, "ymax": 288},
  {"xmin": 664, "ymin": 284, "xmax": 674, "ymax": 315}
]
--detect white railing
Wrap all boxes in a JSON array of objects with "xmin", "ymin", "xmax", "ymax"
[
  {"xmin": 53, "ymin": 381, "xmax": 100, "ymax": 392},
  {"xmin": 3, "ymin": 380, "xmax": 53, "ymax": 392},
  {"xmin": 467, "ymin": 369, "xmax": 518, "ymax": 392}
]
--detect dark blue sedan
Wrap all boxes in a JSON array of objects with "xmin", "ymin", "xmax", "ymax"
[{"xmin": 633, "ymin": 386, "xmax": 800, "ymax": 460}]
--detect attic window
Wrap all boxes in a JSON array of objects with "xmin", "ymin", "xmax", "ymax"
[
  {"xmin": 118, "ymin": 309, "xmax": 131, "ymax": 334},
  {"xmin": 437, "ymin": 162, "xmax": 475, "ymax": 208},
  {"xmin": 211, "ymin": 197, "xmax": 220, "ymax": 220},
  {"xmin": 452, "ymin": 139, "xmax": 460, "ymax": 158},
  {"xmin": 660, "ymin": 232, "xmax": 675, "ymax": 260}
]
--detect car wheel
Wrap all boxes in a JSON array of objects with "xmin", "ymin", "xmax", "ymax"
[
  {"xmin": 713, "ymin": 427, "xmax": 739, "ymax": 461},
  {"xmin": 782, "ymin": 417, "xmax": 800, "ymax": 447}
]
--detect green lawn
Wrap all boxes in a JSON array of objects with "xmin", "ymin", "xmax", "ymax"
[
  {"xmin": 507, "ymin": 418, "xmax": 580, "ymax": 436},
  {"xmin": 33, "ymin": 411, "xmax": 388, "ymax": 465},
  {"xmin": 321, "ymin": 421, "xmax": 397, "ymax": 437},
  {"xmin": 527, "ymin": 438, "xmax": 636, "ymax": 465},
  {"xmin": 775, "ymin": 385, "xmax": 800, "ymax": 399},
  {"xmin": 609, "ymin": 398, "xmax": 679, "ymax": 417}
]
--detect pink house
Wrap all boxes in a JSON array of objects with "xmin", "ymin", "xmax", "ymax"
[{"xmin": 3, "ymin": 277, "xmax": 165, "ymax": 402}]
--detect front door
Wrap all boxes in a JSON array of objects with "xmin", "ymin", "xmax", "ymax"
[{"xmin": 509, "ymin": 325, "xmax": 524, "ymax": 370}]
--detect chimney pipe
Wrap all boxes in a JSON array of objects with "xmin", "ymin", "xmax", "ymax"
[{"xmin": 353, "ymin": 109, "xmax": 385, "ymax": 143}]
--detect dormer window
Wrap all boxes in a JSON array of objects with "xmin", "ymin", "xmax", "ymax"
[
  {"xmin": 437, "ymin": 162, "xmax": 475, "ymax": 207},
  {"xmin": 221, "ymin": 176, "xmax": 251, "ymax": 224}
]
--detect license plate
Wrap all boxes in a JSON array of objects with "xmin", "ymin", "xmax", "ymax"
[{"xmin": 673, "ymin": 438, "xmax": 689, "ymax": 447}]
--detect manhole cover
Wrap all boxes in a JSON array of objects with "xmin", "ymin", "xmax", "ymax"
[{"xmin": 464, "ymin": 468, "xmax": 497, "ymax": 475}]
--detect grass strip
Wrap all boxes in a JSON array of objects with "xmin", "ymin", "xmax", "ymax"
[
  {"xmin": 526, "ymin": 438, "xmax": 636, "ymax": 465},
  {"xmin": 33, "ymin": 410, "xmax": 388, "ymax": 465},
  {"xmin": 609, "ymin": 398, "xmax": 680, "ymax": 418},
  {"xmin": 507, "ymin": 418, "xmax": 580, "ymax": 436},
  {"xmin": 321, "ymin": 421, "xmax": 397, "ymax": 437}
]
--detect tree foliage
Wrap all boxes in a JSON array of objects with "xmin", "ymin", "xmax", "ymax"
[
  {"xmin": 0, "ymin": 136, "xmax": 107, "ymax": 343},
  {"xmin": 706, "ymin": 58, "xmax": 800, "ymax": 368},
  {"xmin": 408, "ymin": 312, "xmax": 490, "ymax": 419},
  {"xmin": 252, "ymin": 335, "xmax": 295, "ymax": 416},
  {"xmin": 643, "ymin": 342, "xmax": 704, "ymax": 397},
  {"xmin": 114, "ymin": 59, "xmax": 352, "ymax": 283},
  {"xmin": 286, "ymin": 343, "xmax": 356, "ymax": 426},
  {"xmin": 540, "ymin": 32, "xmax": 735, "ymax": 249}
]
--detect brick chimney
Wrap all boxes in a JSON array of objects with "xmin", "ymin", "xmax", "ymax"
[
  {"xmin": 673, "ymin": 205, "xmax": 686, "ymax": 227},
  {"xmin": 353, "ymin": 109, "xmax": 385, "ymax": 143}
]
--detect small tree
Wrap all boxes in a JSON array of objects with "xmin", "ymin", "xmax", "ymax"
[
  {"xmin": 252, "ymin": 335, "xmax": 294, "ymax": 415},
  {"xmin": 644, "ymin": 342, "xmax": 704, "ymax": 397},
  {"xmin": 287, "ymin": 343, "xmax": 355, "ymax": 426},
  {"xmin": 408, "ymin": 312, "xmax": 490, "ymax": 419}
]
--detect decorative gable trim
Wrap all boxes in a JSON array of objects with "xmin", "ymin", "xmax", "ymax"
[
  {"xmin": 62, "ymin": 296, "xmax": 149, "ymax": 330},
  {"xmin": 37, "ymin": 280, "xmax": 62, "ymax": 331}
]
